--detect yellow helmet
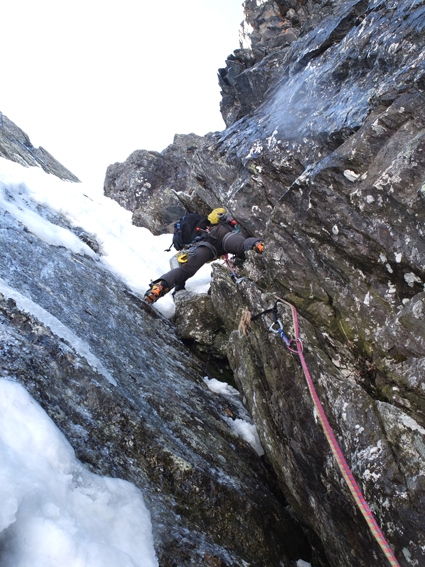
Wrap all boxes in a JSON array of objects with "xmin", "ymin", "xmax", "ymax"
[{"xmin": 208, "ymin": 207, "xmax": 226, "ymax": 225}]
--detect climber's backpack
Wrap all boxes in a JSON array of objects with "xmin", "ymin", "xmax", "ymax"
[{"xmin": 170, "ymin": 212, "xmax": 209, "ymax": 251}]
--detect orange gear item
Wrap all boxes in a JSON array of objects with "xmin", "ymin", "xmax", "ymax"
[
  {"xmin": 253, "ymin": 241, "xmax": 264, "ymax": 254},
  {"xmin": 144, "ymin": 281, "xmax": 169, "ymax": 304}
]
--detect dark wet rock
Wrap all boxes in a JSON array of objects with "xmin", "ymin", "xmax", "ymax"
[
  {"xmin": 0, "ymin": 201, "xmax": 311, "ymax": 566},
  {"xmin": 75, "ymin": 229, "xmax": 101, "ymax": 254},
  {"xmin": 105, "ymin": 1, "xmax": 425, "ymax": 566},
  {"xmin": 219, "ymin": 47, "xmax": 290, "ymax": 127},
  {"xmin": 219, "ymin": 0, "xmax": 295, "ymax": 127},
  {"xmin": 218, "ymin": 0, "xmax": 360, "ymax": 127},
  {"xmin": 173, "ymin": 291, "xmax": 226, "ymax": 355},
  {"xmin": 0, "ymin": 112, "xmax": 80, "ymax": 182},
  {"xmin": 173, "ymin": 290, "xmax": 233, "ymax": 383},
  {"xmin": 104, "ymin": 134, "xmax": 211, "ymax": 235},
  {"xmin": 210, "ymin": 267, "xmax": 424, "ymax": 567}
]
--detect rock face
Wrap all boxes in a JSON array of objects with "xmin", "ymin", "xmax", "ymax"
[
  {"xmin": 0, "ymin": 112, "xmax": 80, "ymax": 182},
  {"xmin": 104, "ymin": 1, "xmax": 425, "ymax": 566}
]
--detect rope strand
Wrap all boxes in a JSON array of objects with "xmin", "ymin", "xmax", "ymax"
[
  {"xmin": 274, "ymin": 297, "xmax": 401, "ymax": 567},
  {"xmin": 223, "ymin": 254, "xmax": 401, "ymax": 565}
]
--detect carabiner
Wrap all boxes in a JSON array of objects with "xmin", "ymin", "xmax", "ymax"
[
  {"xmin": 269, "ymin": 320, "xmax": 284, "ymax": 334},
  {"xmin": 269, "ymin": 319, "xmax": 292, "ymax": 347}
]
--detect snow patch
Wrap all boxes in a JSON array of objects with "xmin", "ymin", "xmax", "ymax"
[
  {"xmin": 344, "ymin": 170, "xmax": 360, "ymax": 182},
  {"xmin": 0, "ymin": 378, "xmax": 158, "ymax": 567},
  {"xmin": 225, "ymin": 417, "xmax": 264, "ymax": 456},
  {"xmin": 203, "ymin": 378, "xmax": 264, "ymax": 456},
  {"xmin": 404, "ymin": 272, "xmax": 422, "ymax": 287},
  {"xmin": 0, "ymin": 184, "xmax": 97, "ymax": 258},
  {"xmin": 203, "ymin": 377, "xmax": 239, "ymax": 397}
]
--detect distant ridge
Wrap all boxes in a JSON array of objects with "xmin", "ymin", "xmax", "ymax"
[{"xmin": 0, "ymin": 112, "xmax": 80, "ymax": 182}]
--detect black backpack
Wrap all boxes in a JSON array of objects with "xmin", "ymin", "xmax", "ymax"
[{"xmin": 170, "ymin": 212, "xmax": 209, "ymax": 251}]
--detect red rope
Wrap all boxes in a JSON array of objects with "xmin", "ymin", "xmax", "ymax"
[{"xmin": 274, "ymin": 297, "xmax": 401, "ymax": 567}]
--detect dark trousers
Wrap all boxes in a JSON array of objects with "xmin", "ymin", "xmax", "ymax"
[{"xmin": 158, "ymin": 226, "xmax": 259, "ymax": 291}]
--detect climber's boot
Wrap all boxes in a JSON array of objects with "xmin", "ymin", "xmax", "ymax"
[{"xmin": 144, "ymin": 280, "xmax": 170, "ymax": 304}]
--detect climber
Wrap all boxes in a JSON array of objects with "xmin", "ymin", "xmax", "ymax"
[{"xmin": 144, "ymin": 208, "xmax": 264, "ymax": 303}]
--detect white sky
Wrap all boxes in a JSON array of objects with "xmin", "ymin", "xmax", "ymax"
[{"xmin": 2, "ymin": 0, "xmax": 244, "ymax": 190}]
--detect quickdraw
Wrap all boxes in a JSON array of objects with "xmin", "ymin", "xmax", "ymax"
[
  {"xmin": 252, "ymin": 300, "xmax": 301, "ymax": 353},
  {"xmin": 253, "ymin": 297, "xmax": 401, "ymax": 567},
  {"xmin": 223, "ymin": 254, "xmax": 245, "ymax": 284}
]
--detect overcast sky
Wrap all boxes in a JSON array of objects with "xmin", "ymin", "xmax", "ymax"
[{"xmin": 3, "ymin": 0, "xmax": 244, "ymax": 189}]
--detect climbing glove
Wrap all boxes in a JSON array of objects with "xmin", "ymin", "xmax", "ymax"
[{"xmin": 253, "ymin": 241, "xmax": 264, "ymax": 254}]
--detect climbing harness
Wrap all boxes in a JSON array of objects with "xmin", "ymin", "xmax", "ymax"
[
  {"xmin": 253, "ymin": 297, "xmax": 401, "ymax": 567},
  {"xmin": 176, "ymin": 247, "xmax": 196, "ymax": 264}
]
